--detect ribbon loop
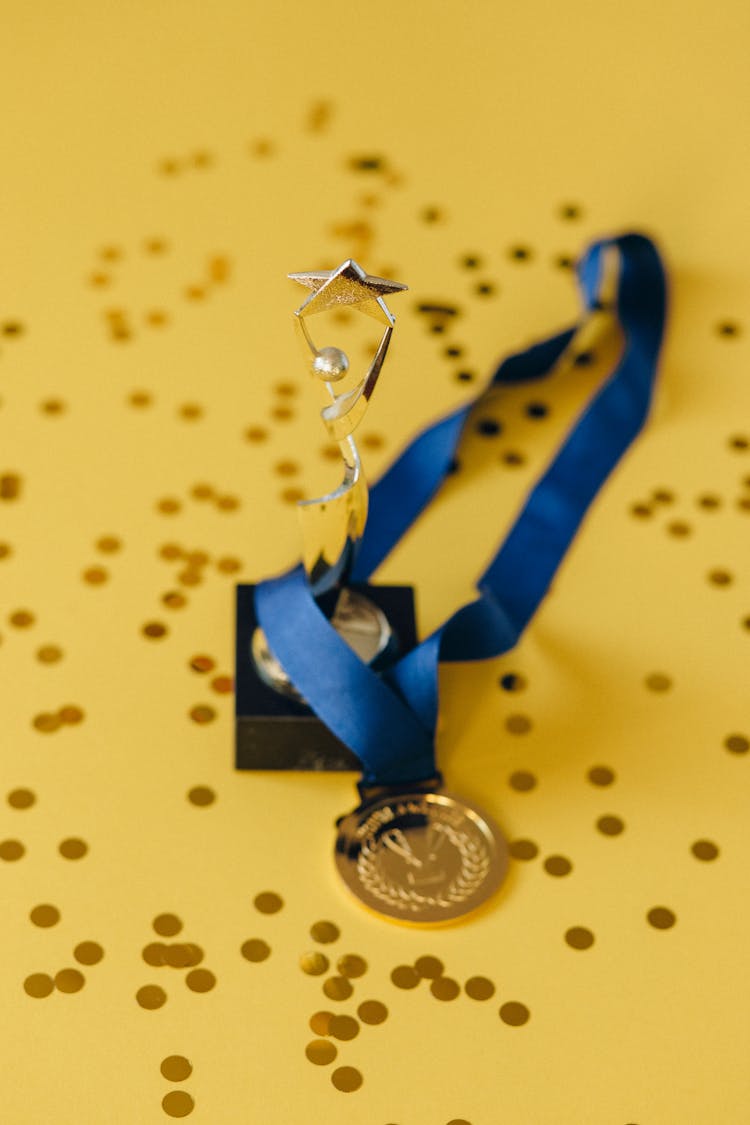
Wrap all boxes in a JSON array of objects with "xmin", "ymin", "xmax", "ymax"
[{"xmin": 256, "ymin": 233, "xmax": 667, "ymax": 786}]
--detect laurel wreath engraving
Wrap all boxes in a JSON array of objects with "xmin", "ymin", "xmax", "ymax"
[{"xmin": 357, "ymin": 812, "xmax": 492, "ymax": 913}]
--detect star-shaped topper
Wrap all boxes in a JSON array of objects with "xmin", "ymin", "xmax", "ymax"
[{"xmin": 288, "ymin": 259, "xmax": 407, "ymax": 326}]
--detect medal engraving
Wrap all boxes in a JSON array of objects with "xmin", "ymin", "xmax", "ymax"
[{"xmin": 335, "ymin": 791, "xmax": 508, "ymax": 922}]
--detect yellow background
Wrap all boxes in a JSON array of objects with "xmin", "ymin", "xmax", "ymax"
[{"xmin": 1, "ymin": 2, "xmax": 749, "ymax": 1121}]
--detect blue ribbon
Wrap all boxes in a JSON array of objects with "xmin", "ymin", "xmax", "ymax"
[{"xmin": 255, "ymin": 233, "xmax": 667, "ymax": 785}]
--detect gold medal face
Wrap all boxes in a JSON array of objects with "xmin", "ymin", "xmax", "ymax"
[{"xmin": 334, "ymin": 791, "xmax": 508, "ymax": 923}]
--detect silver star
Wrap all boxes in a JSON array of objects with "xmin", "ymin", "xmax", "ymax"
[{"xmin": 288, "ymin": 259, "xmax": 407, "ymax": 325}]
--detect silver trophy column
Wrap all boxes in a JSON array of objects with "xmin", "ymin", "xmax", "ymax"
[{"xmin": 252, "ymin": 259, "xmax": 408, "ymax": 698}]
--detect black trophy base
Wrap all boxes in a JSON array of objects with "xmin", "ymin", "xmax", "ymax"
[{"xmin": 235, "ymin": 583, "xmax": 417, "ymax": 772}]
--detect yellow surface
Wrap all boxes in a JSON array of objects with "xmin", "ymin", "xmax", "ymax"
[{"xmin": 2, "ymin": 3, "xmax": 749, "ymax": 1122}]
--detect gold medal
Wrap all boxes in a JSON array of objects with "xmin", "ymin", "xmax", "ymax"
[{"xmin": 335, "ymin": 787, "xmax": 508, "ymax": 923}]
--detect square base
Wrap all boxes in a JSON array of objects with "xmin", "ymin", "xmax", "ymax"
[{"xmin": 235, "ymin": 583, "xmax": 417, "ymax": 771}]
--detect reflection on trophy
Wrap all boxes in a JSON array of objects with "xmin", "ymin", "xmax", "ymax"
[{"xmin": 235, "ymin": 260, "xmax": 415, "ymax": 770}]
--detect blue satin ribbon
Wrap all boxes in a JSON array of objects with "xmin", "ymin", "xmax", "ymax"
[{"xmin": 255, "ymin": 233, "xmax": 667, "ymax": 786}]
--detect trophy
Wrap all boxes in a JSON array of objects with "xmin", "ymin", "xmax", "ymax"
[{"xmin": 235, "ymin": 260, "xmax": 416, "ymax": 771}]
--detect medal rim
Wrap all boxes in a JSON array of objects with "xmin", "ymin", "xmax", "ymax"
[{"xmin": 334, "ymin": 789, "xmax": 508, "ymax": 924}]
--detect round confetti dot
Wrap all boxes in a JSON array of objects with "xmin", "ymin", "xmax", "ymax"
[
  {"xmin": 691, "ymin": 840, "xmax": 719, "ymax": 861},
  {"xmin": 696, "ymin": 493, "xmax": 721, "ymax": 510},
  {"xmin": 82, "ymin": 566, "xmax": 108, "ymax": 585},
  {"xmin": 565, "ymin": 926, "xmax": 595, "ymax": 950},
  {"xmin": 59, "ymin": 705, "xmax": 84, "ymax": 725},
  {"xmin": 509, "ymin": 838, "xmax": 538, "ymax": 860},
  {"xmin": 216, "ymin": 494, "xmax": 239, "ymax": 511},
  {"xmin": 505, "ymin": 714, "xmax": 532, "ymax": 734},
  {"xmin": 430, "ymin": 977, "xmax": 460, "ymax": 1001},
  {"xmin": 10, "ymin": 609, "xmax": 34, "ymax": 628},
  {"xmin": 357, "ymin": 1000, "xmax": 388, "ymax": 1025},
  {"xmin": 216, "ymin": 556, "xmax": 242, "ymax": 574},
  {"xmin": 241, "ymin": 939, "xmax": 270, "ymax": 962},
  {"xmin": 645, "ymin": 672, "xmax": 672, "ymax": 692},
  {"xmin": 189, "ymin": 705, "xmax": 215, "ymax": 724},
  {"xmin": 300, "ymin": 952, "xmax": 329, "ymax": 976},
  {"xmin": 323, "ymin": 976, "xmax": 353, "ymax": 1001},
  {"xmin": 464, "ymin": 976, "xmax": 495, "ymax": 1001},
  {"xmin": 188, "ymin": 786, "xmax": 215, "ymax": 807},
  {"xmin": 0, "ymin": 839, "xmax": 25, "ymax": 861},
  {"xmin": 337, "ymin": 954, "xmax": 367, "ymax": 978},
  {"xmin": 596, "ymin": 815, "xmax": 625, "ymax": 836},
  {"xmin": 414, "ymin": 955, "xmax": 444, "ymax": 979},
  {"xmin": 128, "ymin": 390, "xmax": 152, "ymax": 408},
  {"xmin": 587, "ymin": 766, "xmax": 616, "ymax": 786},
  {"xmin": 59, "ymin": 837, "xmax": 88, "ymax": 859},
  {"xmin": 309, "ymin": 1011, "xmax": 334, "ymax": 1035},
  {"xmin": 647, "ymin": 906, "xmax": 676, "ymax": 930},
  {"xmin": 96, "ymin": 535, "xmax": 121, "ymax": 553},
  {"xmin": 509, "ymin": 770, "xmax": 536, "ymax": 792},
  {"xmin": 182, "ymin": 944, "xmax": 203, "ymax": 966},
  {"xmin": 310, "ymin": 920, "xmax": 338, "ymax": 942},
  {"xmin": 157, "ymin": 498, "xmax": 182, "ymax": 515},
  {"xmin": 446, "ymin": 1120, "xmax": 472, "ymax": 1125},
  {"xmin": 33, "ymin": 712, "xmax": 61, "ymax": 734},
  {"xmin": 24, "ymin": 973, "xmax": 54, "ymax": 999},
  {"xmin": 708, "ymin": 568, "xmax": 733, "ymax": 586},
  {"xmin": 281, "ymin": 486, "xmax": 305, "ymax": 504},
  {"xmin": 666, "ymin": 520, "xmax": 691, "ymax": 538},
  {"xmin": 185, "ymin": 969, "xmax": 215, "ymax": 993},
  {"xmin": 360, "ymin": 431, "xmax": 385, "ymax": 452},
  {"xmin": 329, "ymin": 1015, "xmax": 359, "ymax": 1041},
  {"xmin": 211, "ymin": 675, "xmax": 233, "ymax": 694},
  {"xmin": 55, "ymin": 968, "xmax": 84, "ymax": 993},
  {"xmin": 30, "ymin": 904, "xmax": 60, "ymax": 927},
  {"xmin": 254, "ymin": 891, "xmax": 283, "ymax": 914},
  {"xmin": 142, "ymin": 621, "xmax": 168, "ymax": 639},
  {"xmin": 274, "ymin": 459, "xmax": 300, "ymax": 477},
  {"xmin": 630, "ymin": 502, "xmax": 652, "ymax": 519},
  {"xmin": 136, "ymin": 985, "xmax": 167, "ymax": 1009},
  {"xmin": 36, "ymin": 645, "xmax": 62, "ymax": 664},
  {"xmin": 724, "ymin": 733, "xmax": 749, "ymax": 754},
  {"xmin": 153, "ymin": 914, "xmax": 183, "ymax": 937},
  {"xmin": 274, "ymin": 382, "xmax": 298, "ymax": 397},
  {"xmin": 306, "ymin": 1039, "xmax": 337, "ymax": 1065},
  {"xmin": 74, "ymin": 941, "xmax": 104, "ymax": 965},
  {"xmin": 190, "ymin": 655, "xmax": 215, "ymax": 673},
  {"xmin": 7, "ymin": 788, "xmax": 35, "ymax": 809},
  {"xmin": 0, "ymin": 542, "xmax": 11, "ymax": 559},
  {"xmin": 162, "ymin": 591, "xmax": 187, "ymax": 610},
  {"xmin": 161, "ymin": 1091, "xmax": 194, "ymax": 1118},
  {"xmin": 161, "ymin": 1056, "xmax": 193, "ymax": 1082},
  {"xmin": 244, "ymin": 426, "xmax": 268, "ymax": 443},
  {"xmin": 178, "ymin": 403, "xmax": 203, "ymax": 421},
  {"xmin": 160, "ymin": 543, "xmax": 183, "ymax": 561},
  {"xmin": 391, "ymin": 965, "xmax": 420, "ymax": 989},
  {"xmin": 499, "ymin": 1001, "xmax": 530, "ymax": 1026},
  {"xmin": 543, "ymin": 855, "xmax": 573, "ymax": 877},
  {"xmin": 331, "ymin": 1066, "xmax": 363, "ymax": 1093},
  {"xmin": 143, "ymin": 943, "xmax": 167, "ymax": 966},
  {"xmin": 502, "ymin": 450, "xmax": 526, "ymax": 467},
  {"xmin": 476, "ymin": 418, "xmax": 501, "ymax": 437},
  {"xmin": 164, "ymin": 944, "xmax": 195, "ymax": 969}
]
